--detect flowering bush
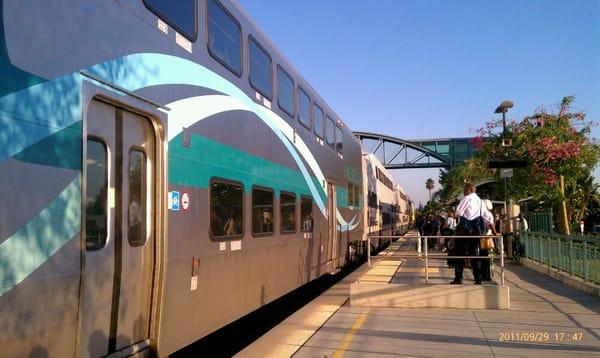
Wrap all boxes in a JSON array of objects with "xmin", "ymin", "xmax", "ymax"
[{"xmin": 440, "ymin": 96, "xmax": 599, "ymax": 231}]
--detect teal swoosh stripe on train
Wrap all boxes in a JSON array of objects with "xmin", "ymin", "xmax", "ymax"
[
  {"xmin": 84, "ymin": 54, "xmax": 333, "ymax": 223},
  {"xmin": 0, "ymin": 74, "xmax": 81, "ymax": 162},
  {"xmin": 170, "ymin": 132, "xmax": 360, "ymax": 209},
  {"xmin": 0, "ymin": 0, "xmax": 47, "ymax": 97},
  {"xmin": 12, "ymin": 121, "xmax": 82, "ymax": 170},
  {"xmin": 1, "ymin": 52, "xmax": 357, "ymax": 228},
  {"xmin": 0, "ymin": 176, "xmax": 81, "ymax": 296}
]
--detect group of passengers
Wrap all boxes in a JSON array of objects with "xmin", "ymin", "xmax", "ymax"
[{"xmin": 416, "ymin": 183, "xmax": 529, "ymax": 285}]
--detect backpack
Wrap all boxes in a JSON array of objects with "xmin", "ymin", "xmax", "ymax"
[
  {"xmin": 458, "ymin": 200, "xmax": 486, "ymax": 235},
  {"xmin": 459, "ymin": 216, "xmax": 486, "ymax": 235}
]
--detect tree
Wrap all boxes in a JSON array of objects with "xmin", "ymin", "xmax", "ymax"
[
  {"xmin": 440, "ymin": 96, "xmax": 599, "ymax": 233},
  {"xmin": 425, "ymin": 178, "xmax": 435, "ymax": 202}
]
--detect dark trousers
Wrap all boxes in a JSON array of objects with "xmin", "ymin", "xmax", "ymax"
[
  {"xmin": 454, "ymin": 236, "xmax": 482, "ymax": 282},
  {"xmin": 480, "ymin": 248, "xmax": 492, "ymax": 281}
]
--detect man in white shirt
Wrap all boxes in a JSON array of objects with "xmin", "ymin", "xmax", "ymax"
[{"xmin": 451, "ymin": 183, "xmax": 496, "ymax": 285}]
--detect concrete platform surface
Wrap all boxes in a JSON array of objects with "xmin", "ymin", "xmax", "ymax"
[
  {"xmin": 239, "ymin": 236, "xmax": 600, "ymax": 357},
  {"xmin": 352, "ymin": 246, "xmax": 510, "ymax": 309},
  {"xmin": 296, "ymin": 263, "xmax": 600, "ymax": 357}
]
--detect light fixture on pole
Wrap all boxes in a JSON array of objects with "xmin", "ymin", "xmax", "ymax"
[{"xmin": 495, "ymin": 100, "xmax": 514, "ymax": 147}]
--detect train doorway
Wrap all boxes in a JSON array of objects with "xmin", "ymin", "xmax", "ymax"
[
  {"xmin": 327, "ymin": 181, "xmax": 339, "ymax": 269},
  {"xmin": 81, "ymin": 99, "xmax": 157, "ymax": 357}
]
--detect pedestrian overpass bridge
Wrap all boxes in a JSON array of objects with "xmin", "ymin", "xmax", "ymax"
[{"xmin": 354, "ymin": 131, "xmax": 480, "ymax": 169}]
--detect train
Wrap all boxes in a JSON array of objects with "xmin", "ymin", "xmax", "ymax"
[
  {"xmin": 0, "ymin": 1, "xmax": 411, "ymax": 356},
  {"xmin": 362, "ymin": 153, "xmax": 414, "ymax": 249}
]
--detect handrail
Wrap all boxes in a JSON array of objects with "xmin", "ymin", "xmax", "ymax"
[
  {"xmin": 367, "ymin": 234, "xmax": 506, "ymax": 286},
  {"xmin": 520, "ymin": 231, "xmax": 600, "ymax": 285},
  {"xmin": 525, "ymin": 231, "xmax": 600, "ymax": 243}
]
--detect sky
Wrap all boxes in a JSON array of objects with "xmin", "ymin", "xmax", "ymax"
[{"xmin": 237, "ymin": 0, "xmax": 599, "ymax": 206}]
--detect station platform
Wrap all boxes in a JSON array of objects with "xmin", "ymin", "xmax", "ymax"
[{"xmin": 236, "ymin": 237, "xmax": 600, "ymax": 357}]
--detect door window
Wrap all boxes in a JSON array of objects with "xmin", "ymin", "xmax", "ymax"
[
  {"xmin": 128, "ymin": 149, "xmax": 147, "ymax": 246},
  {"xmin": 85, "ymin": 139, "xmax": 108, "ymax": 250}
]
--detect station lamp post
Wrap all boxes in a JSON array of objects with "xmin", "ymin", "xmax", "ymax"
[
  {"xmin": 495, "ymin": 100, "xmax": 514, "ymax": 147},
  {"xmin": 495, "ymin": 100, "xmax": 513, "ymax": 257}
]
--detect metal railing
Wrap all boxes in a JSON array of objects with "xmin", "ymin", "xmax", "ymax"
[
  {"xmin": 520, "ymin": 231, "xmax": 600, "ymax": 285},
  {"xmin": 367, "ymin": 234, "xmax": 505, "ymax": 285}
]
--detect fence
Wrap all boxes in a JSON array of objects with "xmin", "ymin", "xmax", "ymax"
[
  {"xmin": 520, "ymin": 231, "xmax": 600, "ymax": 285},
  {"xmin": 522, "ymin": 211, "xmax": 553, "ymax": 233}
]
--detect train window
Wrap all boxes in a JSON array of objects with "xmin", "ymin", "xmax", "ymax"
[
  {"xmin": 85, "ymin": 138, "xmax": 108, "ymax": 251},
  {"xmin": 249, "ymin": 37, "xmax": 273, "ymax": 99},
  {"xmin": 143, "ymin": 0, "xmax": 198, "ymax": 41},
  {"xmin": 336, "ymin": 125, "xmax": 343, "ymax": 153},
  {"xmin": 354, "ymin": 185, "xmax": 361, "ymax": 207},
  {"xmin": 207, "ymin": 0, "xmax": 242, "ymax": 76},
  {"xmin": 128, "ymin": 149, "xmax": 147, "ymax": 246},
  {"xmin": 280, "ymin": 192, "xmax": 296, "ymax": 233},
  {"xmin": 301, "ymin": 196, "xmax": 313, "ymax": 232},
  {"xmin": 326, "ymin": 116, "xmax": 335, "ymax": 147},
  {"xmin": 348, "ymin": 182, "xmax": 354, "ymax": 208},
  {"xmin": 210, "ymin": 179, "xmax": 244, "ymax": 239},
  {"xmin": 313, "ymin": 104, "xmax": 324, "ymax": 139},
  {"xmin": 298, "ymin": 87, "xmax": 311, "ymax": 130},
  {"xmin": 252, "ymin": 187, "xmax": 274, "ymax": 236},
  {"xmin": 277, "ymin": 65, "xmax": 294, "ymax": 117}
]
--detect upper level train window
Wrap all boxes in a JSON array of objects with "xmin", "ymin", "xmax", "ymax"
[
  {"xmin": 143, "ymin": 0, "xmax": 197, "ymax": 41},
  {"xmin": 277, "ymin": 65, "xmax": 294, "ymax": 117},
  {"xmin": 249, "ymin": 37, "xmax": 273, "ymax": 99},
  {"xmin": 210, "ymin": 179, "xmax": 244, "ymax": 239},
  {"xmin": 128, "ymin": 149, "xmax": 147, "ymax": 246},
  {"xmin": 207, "ymin": 0, "xmax": 242, "ymax": 76},
  {"xmin": 252, "ymin": 187, "xmax": 274, "ymax": 236},
  {"xmin": 298, "ymin": 87, "xmax": 311, "ymax": 129},
  {"xmin": 336, "ymin": 125, "xmax": 343, "ymax": 152},
  {"xmin": 85, "ymin": 138, "xmax": 108, "ymax": 251},
  {"xmin": 301, "ymin": 196, "xmax": 313, "ymax": 232},
  {"xmin": 326, "ymin": 115, "xmax": 335, "ymax": 147},
  {"xmin": 280, "ymin": 192, "xmax": 296, "ymax": 233},
  {"xmin": 314, "ymin": 104, "xmax": 324, "ymax": 139}
]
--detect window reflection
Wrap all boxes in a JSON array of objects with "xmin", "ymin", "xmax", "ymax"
[
  {"xmin": 252, "ymin": 188, "xmax": 274, "ymax": 235},
  {"xmin": 86, "ymin": 139, "xmax": 108, "ymax": 250},
  {"xmin": 280, "ymin": 192, "xmax": 296, "ymax": 233},
  {"xmin": 210, "ymin": 180, "xmax": 244, "ymax": 238},
  {"xmin": 301, "ymin": 196, "xmax": 313, "ymax": 233},
  {"xmin": 128, "ymin": 150, "xmax": 147, "ymax": 246}
]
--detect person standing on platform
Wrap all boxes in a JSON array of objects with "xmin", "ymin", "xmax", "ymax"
[
  {"xmin": 480, "ymin": 198, "xmax": 495, "ymax": 281},
  {"xmin": 451, "ymin": 183, "xmax": 495, "ymax": 285},
  {"xmin": 494, "ymin": 214, "xmax": 502, "ymax": 253},
  {"xmin": 514, "ymin": 213, "xmax": 529, "ymax": 258}
]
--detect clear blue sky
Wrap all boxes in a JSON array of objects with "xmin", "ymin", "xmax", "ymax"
[{"xmin": 237, "ymin": 0, "xmax": 599, "ymax": 206}]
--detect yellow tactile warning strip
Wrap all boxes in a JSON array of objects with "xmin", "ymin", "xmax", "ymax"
[
  {"xmin": 359, "ymin": 260, "xmax": 403, "ymax": 283},
  {"xmin": 397, "ymin": 267, "xmax": 440, "ymax": 273},
  {"xmin": 331, "ymin": 309, "xmax": 370, "ymax": 358}
]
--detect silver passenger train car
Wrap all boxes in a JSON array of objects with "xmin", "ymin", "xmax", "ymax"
[
  {"xmin": 0, "ymin": 1, "xmax": 367, "ymax": 356},
  {"xmin": 362, "ymin": 154, "xmax": 412, "ymax": 248}
]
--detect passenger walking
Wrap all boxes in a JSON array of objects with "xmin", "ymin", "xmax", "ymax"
[
  {"xmin": 440, "ymin": 213, "xmax": 456, "ymax": 252},
  {"xmin": 451, "ymin": 184, "xmax": 495, "ymax": 285},
  {"xmin": 514, "ymin": 213, "xmax": 528, "ymax": 258}
]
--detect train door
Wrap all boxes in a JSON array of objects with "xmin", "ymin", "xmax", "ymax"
[
  {"xmin": 81, "ymin": 99, "xmax": 156, "ymax": 357},
  {"xmin": 327, "ymin": 181, "xmax": 339, "ymax": 268}
]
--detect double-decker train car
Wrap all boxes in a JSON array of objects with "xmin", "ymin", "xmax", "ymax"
[
  {"xmin": 0, "ymin": 0, "xmax": 365, "ymax": 356},
  {"xmin": 361, "ymin": 153, "xmax": 411, "ymax": 248},
  {"xmin": 394, "ymin": 184, "xmax": 411, "ymax": 233}
]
